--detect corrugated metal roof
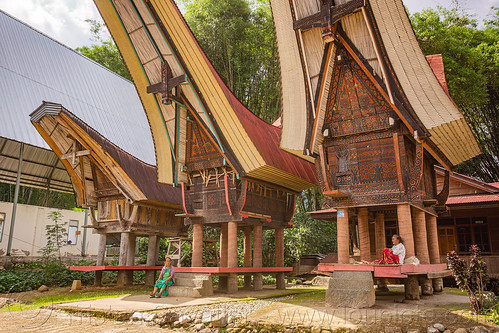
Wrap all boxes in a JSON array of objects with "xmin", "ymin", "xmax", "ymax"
[{"xmin": 0, "ymin": 9, "xmax": 155, "ymax": 165}]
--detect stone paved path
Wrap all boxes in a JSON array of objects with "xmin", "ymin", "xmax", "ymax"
[{"xmin": 0, "ymin": 308, "xmax": 169, "ymax": 332}]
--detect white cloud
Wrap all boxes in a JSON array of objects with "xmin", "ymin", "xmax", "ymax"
[{"xmin": 0, "ymin": 0, "xmax": 103, "ymax": 48}]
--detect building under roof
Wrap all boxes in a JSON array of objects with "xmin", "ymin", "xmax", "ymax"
[{"xmin": 0, "ymin": 9, "xmax": 155, "ymax": 194}]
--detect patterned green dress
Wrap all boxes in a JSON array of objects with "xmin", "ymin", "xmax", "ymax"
[{"xmin": 154, "ymin": 267, "xmax": 173, "ymax": 296}]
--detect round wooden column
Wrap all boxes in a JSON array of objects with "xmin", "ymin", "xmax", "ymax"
[
  {"xmin": 227, "ymin": 221, "xmax": 239, "ymax": 293},
  {"xmin": 358, "ymin": 208, "xmax": 370, "ymax": 262},
  {"xmin": 253, "ymin": 224, "xmax": 263, "ymax": 291},
  {"xmin": 94, "ymin": 233, "xmax": 107, "ymax": 286},
  {"xmin": 337, "ymin": 208, "xmax": 350, "ymax": 263},
  {"xmin": 220, "ymin": 223, "xmax": 228, "ymax": 267},
  {"xmin": 412, "ymin": 207, "xmax": 430, "ymax": 264},
  {"xmin": 145, "ymin": 235, "xmax": 159, "ymax": 286},
  {"xmin": 397, "ymin": 204, "xmax": 415, "ymax": 258},
  {"xmin": 375, "ymin": 213, "xmax": 385, "ymax": 259},
  {"xmin": 243, "ymin": 226, "xmax": 252, "ymax": 289},
  {"xmin": 425, "ymin": 213, "xmax": 440, "ymax": 264},
  {"xmin": 192, "ymin": 224, "xmax": 203, "ymax": 267},
  {"xmin": 275, "ymin": 227, "xmax": 285, "ymax": 289}
]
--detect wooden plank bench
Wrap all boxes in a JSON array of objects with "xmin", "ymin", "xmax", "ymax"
[{"xmin": 70, "ymin": 266, "xmax": 293, "ymax": 292}]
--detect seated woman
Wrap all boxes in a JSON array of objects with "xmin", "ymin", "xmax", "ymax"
[
  {"xmin": 364, "ymin": 234, "xmax": 406, "ymax": 265},
  {"xmin": 150, "ymin": 256, "xmax": 175, "ymax": 298}
]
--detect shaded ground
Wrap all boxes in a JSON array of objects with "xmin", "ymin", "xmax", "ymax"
[{"xmin": 1, "ymin": 285, "xmax": 498, "ymax": 332}]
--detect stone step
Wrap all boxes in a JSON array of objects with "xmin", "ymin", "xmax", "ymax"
[
  {"xmin": 168, "ymin": 285, "xmax": 209, "ymax": 298},
  {"xmin": 169, "ymin": 272, "xmax": 213, "ymax": 297}
]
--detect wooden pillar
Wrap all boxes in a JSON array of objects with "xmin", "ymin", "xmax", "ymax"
[
  {"xmin": 397, "ymin": 204, "xmax": 415, "ymax": 258},
  {"xmin": 124, "ymin": 233, "xmax": 136, "ymax": 285},
  {"xmin": 227, "ymin": 221, "xmax": 238, "ymax": 293},
  {"xmin": 337, "ymin": 208, "xmax": 350, "ymax": 263},
  {"xmin": 192, "ymin": 224, "xmax": 203, "ymax": 267},
  {"xmin": 412, "ymin": 207, "xmax": 430, "ymax": 264},
  {"xmin": 145, "ymin": 235, "xmax": 159, "ymax": 286},
  {"xmin": 219, "ymin": 223, "xmax": 228, "ymax": 291},
  {"xmin": 275, "ymin": 227, "xmax": 285, "ymax": 290},
  {"xmin": 358, "ymin": 208, "xmax": 370, "ymax": 262},
  {"xmin": 94, "ymin": 233, "xmax": 107, "ymax": 287},
  {"xmin": 253, "ymin": 224, "xmax": 263, "ymax": 291},
  {"xmin": 117, "ymin": 232, "xmax": 129, "ymax": 286},
  {"xmin": 425, "ymin": 213, "xmax": 440, "ymax": 264},
  {"xmin": 243, "ymin": 226, "xmax": 252, "ymax": 289},
  {"xmin": 375, "ymin": 213, "xmax": 385, "ymax": 259}
]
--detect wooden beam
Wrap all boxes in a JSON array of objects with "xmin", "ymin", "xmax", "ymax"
[{"xmin": 293, "ymin": 0, "xmax": 364, "ymax": 32}]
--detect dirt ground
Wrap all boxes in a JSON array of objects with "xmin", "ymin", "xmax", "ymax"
[{"xmin": 1, "ymin": 286, "xmax": 498, "ymax": 332}]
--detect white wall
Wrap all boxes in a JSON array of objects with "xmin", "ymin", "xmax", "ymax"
[{"xmin": 0, "ymin": 201, "xmax": 100, "ymax": 257}]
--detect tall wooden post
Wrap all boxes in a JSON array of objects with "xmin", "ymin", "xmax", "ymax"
[
  {"xmin": 125, "ymin": 233, "xmax": 136, "ymax": 285},
  {"xmin": 192, "ymin": 224, "xmax": 203, "ymax": 267},
  {"xmin": 243, "ymin": 226, "xmax": 252, "ymax": 289},
  {"xmin": 145, "ymin": 235, "xmax": 159, "ymax": 286},
  {"xmin": 94, "ymin": 233, "xmax": 107, "ymax": 286},
  {"xmin": 117, "ymin": 232, "xmax": 130, "ymax": 286},
  {"xmin": 358, "ymin": 208, "xmax": 370, "ymax": 262},
  {"xmin": 219, "ymin": 223, "xmax": 229, "ymax": 290},
  {"xmin": 253, "ymin": 224, "xmax": 263, "ymax": 291},
  {"xmin": 412, "ymin": 207, "xmax": 430, "ymax": 264},
  {"xmin": 397, "ymin": 204, "xmax": 415, "ymax": 257},
  {"xmin": 227, "ymin": 221, "xmax": 238, "ymax": 293},
  {"xmin": 426, "ymin": 213, "xmax": 443, "ymax": 292},
  {"xmin": 375, "ymin": 213, "xmax": 385, "ymax": 258},
  {"xmin": 275, "ymin": 227, "xmax": 285, "ymax": 289},
  {"xmin": 337, "ymin": 208, "xmax": 350, "ymax": 263}
]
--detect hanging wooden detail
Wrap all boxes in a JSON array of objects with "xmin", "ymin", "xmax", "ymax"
[
  {"xmin": 146, "ymin": 62, "xmax": 186, "ymax": 105},
  {"xmin": 186, "ymin": 118, "xmax": 224, "ymax": 172}
]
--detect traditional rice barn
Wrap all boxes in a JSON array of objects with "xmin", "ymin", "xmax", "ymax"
[
  {"xmin": 31, "ymin": 102, "xmax": 187, "ymax": 286},
  {"xmin": 92, "ymin": 0, "xmax": 317, "ymax": 292},
  {"xmin": 270, "ymin": 0, "xmax": 481, "ymax": 303}
]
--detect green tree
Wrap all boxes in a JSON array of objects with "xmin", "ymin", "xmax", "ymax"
[
  {"xmin": 180, "ymin": 0, "xmax": 281, "ymax": 123},
  {"xmin": 76, "ymin": 20, "xmax": 131, "ymax": 81},
  {"xmin": 410, "ymin": 6, "xmax": 499, "ymax": 181},
  {"xmin": 38, "ymin": 211, "xmax": 68, "ymax": 263}
]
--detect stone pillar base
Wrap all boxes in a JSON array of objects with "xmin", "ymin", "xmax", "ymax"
[
  {"xmin": 405, "ymin": 275, "xmax": 420, "ymax": 300},
  {"xmin": 226, "ymin": 274, "xmax": 238, "ymax": 294},
  {"xmin": 145, "ymin": 271, "xmax": 156, "ymax": 287},
  {"xmin": 325, "ymin": 271, "xmax": 375, "ymax": 308},
  {"xmin": 94, "ymin": 271, "xmax": 103, "ymax": 287},
  {"xmin": 218, "ymin": 276, "xmax": 228, "ymax": 291},
  {"xmin": 276, "ymin": 272, "xmax": 285, "ymax": 290},
  {"xmin": 432, "ymin": 278, "xmax": 444, "ymax": 293},
  {"xmin": 376, "ymin": 278, "xmax": 389, "ymax": 293},
  {"xmin": 421, "ymin": 277, "xmax": 433, "ymax": 296},
  {"xmin": 253, "ymin": 273, "xmax": 263, "ymax": 291},
  {"xmin": 244, "ymin": 275, "xmax": 252, "ymax": 289},
  {"xmin": 117, "ymin": 271, "xmax": 128, "ymax": 286}
]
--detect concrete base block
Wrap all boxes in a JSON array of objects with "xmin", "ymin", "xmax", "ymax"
[
  {"xmin": 169, "ymin": 273, "xmax": 213, "ymax": 297},
  {"xmin": 218, "ymin": 276, "xmax": 227, "ymax": 291},
  {"xmin": 71, "ymin": 280, "xmax": 82, "ymax": 290},
  {"xmin": 226, "ymin": 274, "xmax": 238, "ymax": 294},
  {"xmin": 145, "ymin": 271, "xmax": 156, "ymax": 287},
  {"xmin": 432, "ymin": 278, "xmax": 443, "ymax": 293},
  {"xmin": 405, "ymin": 275, "xmax": 420, "ymax": 300},
  {"xmin": 421, "ymin": 277, "xmax": 433, "ymax": 296},
  {"xmin": 276, "ymin": 272, "xmax": 285, "ymax": 290},
  {"xmin": 117, "ymin": 271, "xmax": 131, "ymax": 286},
  {"xmin": 325, "ymin": 271, "xmax": 375, "ymax": 308},
  {"xmin": 244, "ymin": 275, "xmax": 252, "ymax": 289},
  {"xmin": 253, "ymin": 273, "xmax": 263, "ymax": 291}
]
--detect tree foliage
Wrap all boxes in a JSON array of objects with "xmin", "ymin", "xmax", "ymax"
[
  {"xmin": 76, "ymin": 20, "xmax": 131, "ymax": 81},
  {"xmin": 180, "ymin": 0, "xmax": 281, "ymax": 123},
  {"xmin": 410, "ymin": 6, "xmax": 499, "ymax": 181}
]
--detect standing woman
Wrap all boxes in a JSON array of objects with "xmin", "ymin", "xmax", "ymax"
[{"xmin": 150, "ymin": 256, "xmax": 175, "ymax": 298}]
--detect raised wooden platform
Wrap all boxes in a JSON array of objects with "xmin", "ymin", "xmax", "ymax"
[
  {"xmin": 70, "ymin": 266, "xmax": 292, "ymax": 274},
  {"xmin": 317, "ymin": 263, "xmax": 450, "ymax": 278}
]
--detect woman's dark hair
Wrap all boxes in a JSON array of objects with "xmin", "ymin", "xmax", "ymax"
[{"xmin": 393, "ymin": 234, "xmax": 403, "ymax": 243}]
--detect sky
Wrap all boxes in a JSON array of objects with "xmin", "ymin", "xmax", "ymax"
[{"xmin": 0, "ymin": 0, "xmax": 497, "ymax": 49}]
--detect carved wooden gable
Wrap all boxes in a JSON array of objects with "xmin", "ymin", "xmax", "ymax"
[
  {"xmin": 323, "ymin": 46, "xmax": 392, "ymax": 137},
  {"xmin": 186, "ymin": 116, "xmax": 224, "ymax": 172}
]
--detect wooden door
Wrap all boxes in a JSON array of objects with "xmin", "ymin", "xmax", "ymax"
[{"xmin": 438, "ymin": 226, "xmax": 456, "ymax": 255}]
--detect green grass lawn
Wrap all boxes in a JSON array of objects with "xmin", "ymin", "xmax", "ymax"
[{"xmin": 1, "ymin": 286, "xmax": 150, "ymax": 312}]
